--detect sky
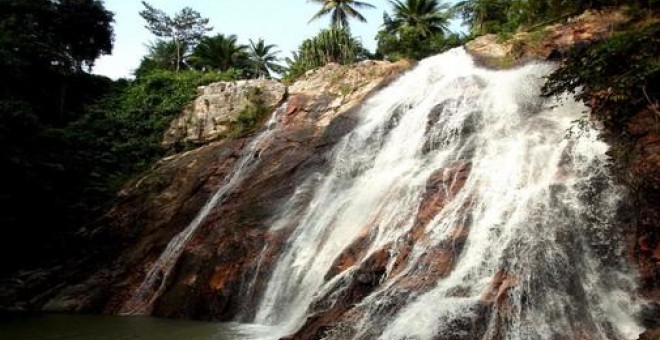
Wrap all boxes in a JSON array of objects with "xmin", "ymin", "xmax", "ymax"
[{"xmin": 93, "ymin": 0, "xmax": 461, "ymax": 79}]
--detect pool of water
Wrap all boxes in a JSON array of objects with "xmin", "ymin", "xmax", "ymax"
[{"xmin": 0, "ymin": 314, "xmax": 280, "ymax": 340}]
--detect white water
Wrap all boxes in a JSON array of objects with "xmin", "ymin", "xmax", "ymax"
[
  {"xmin": 119, "ymin": 107, "xmax": 284, "ymax": 315},
  {"xmin": 253, "ymin": 48, "xmax": 643, "ymax": 339}
]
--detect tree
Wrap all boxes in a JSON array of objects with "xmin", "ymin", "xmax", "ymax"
[
  {"xmin": 453, "ymin": 0, "xmax": 510, "ymax": 36},
  {"xmin": 56, "ymin": 0, "xmax": 115, "ymax": 71},
  {"xmin": 376, "ymin": 0, "xmax": 460, "ymax": 60},
  {"xmin": 385, "ymin": 0, "xmax": 451, "ymax": 38},
  {"xmin": 247, "ymin": 39, "xmax": 283, "ymax": 79},
  {"xmin": 134, "ymin": 40, "xmax": 190, "ymax": 76},
  {"xmin": 0, "ymin": 0, "xmax": 115, "ymax": 273},
  {"xmin": 0, "ymin": 0, "xmax": 114, "ymax": 74},
  {"xmin": 308, "ymin": 0, "xmax": 376, "ymax": 29},
  {"xmin": 284, "ymin": 27, "xmax": 369, "ymax": 82},
  {"xmin": 189, "ymin": 34, "xmax": 248, "ymax": 72},
  {"xmin": 139, "ymin": 1, "xmax": 212, "ymax": 71}
]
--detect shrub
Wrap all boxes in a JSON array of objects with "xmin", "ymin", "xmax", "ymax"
[
  {"xmin": 284, "ymin": 28, "xmax": 370, "ymax": 83},
  {"xmin": 542, "ymin": 23, "xmax": 660, "ymax": 130}
]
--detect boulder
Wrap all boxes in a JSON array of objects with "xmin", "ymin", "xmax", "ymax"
[{"xmin": 163, "ymin": 79, "xmax": 286, "ymax": 146}]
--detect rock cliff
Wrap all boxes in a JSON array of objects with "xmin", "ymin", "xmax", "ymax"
[
  {"xmin": 465, "ymin": 8, "xmax": 630, "ymax": 68},
  {"xmin": 163, "ymin": 79, "xmax": 287, "ymax": 146},
  {"xmin": 463, "ymin": 8, "xmax": 660, "ymax": 338},
  {"xmin": 0, "ymin": 59, "xmax": 411, "ymax": 318},
  {"xmin": 1, "ymin": 8, "xmax": 657, "ymax": 340}
]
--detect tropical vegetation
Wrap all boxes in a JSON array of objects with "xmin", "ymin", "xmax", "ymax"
[
  {"xmin": 453, "ymin": 0, "xmax": 659, "ymax": 36},
  {"xmin": 189, "ymin": 34, "xmax": 248, "ymax": 73},
  {"xmin": 308, "ymin": 0, "xmax": 376, "ymax": 28},
  {"xmin": 247, "ymin": 39, "xmax": 285, "ymax": 79},
  {"xmin": 284, "ymin": 27, "xmax": 370, "ymax": 82},
  {"xmin": 139, "ymin": 1, "xmax": 212, "ymax": 71},
  {"xmin": 376, "ymin": 0, "xmax": 464, "ymax": 60}
]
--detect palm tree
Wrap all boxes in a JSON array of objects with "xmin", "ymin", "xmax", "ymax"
[
  {"xmin": 144, "ymin": 40, "xmax": 189, "ymax": 71},
  {"xmin": 189, "ymin": 34, "xmax": 247, "ymax": 72},
  {"xmin": 386, "ymin": 0, "xmax": 451, "ymax": 38},
  {"xmin": 247, "ymin": 39, "xmax": 283, "ymax": 79},
  {"xmin": 308, "ymin": 0, "xmax": 376, "ymax": 29},
  {"xmin": 302, "ymin": 27, "xmax": 369, "ymax": 65},
  {"xmin": 453, "ymin": 0, "xmax": 508, "ymax": 35}
]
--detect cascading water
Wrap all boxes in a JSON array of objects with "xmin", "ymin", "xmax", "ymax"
[
  {"xmin": 252, "ymin": 48, "xmax": 643, "ymax": 339},
  {"xmin": 119, "ymin": 106, "xmax": 284, "ymax": 315}
]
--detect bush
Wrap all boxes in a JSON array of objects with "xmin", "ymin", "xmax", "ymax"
[
  {"xmin": 376, "ymin": 29, "xmax": 466, "ymax": 61},
  {"xmin": 0, "ymin": 68, "xmax": 238, "ymax": 272},
  {"xmin": 284, "ymin": 28, "xmax": 370, "ymax": 83},
  {"xmin": 542, "ymin": 23, "xmax": 660, "ymax": 130},
  {"xmin": 227, "ymin": 87, "xmax": 272, "ymax": 138}
]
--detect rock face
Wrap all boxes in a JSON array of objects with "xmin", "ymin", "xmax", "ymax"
[
  {"xmin": 465, "ymin": 14, "xmax": 660, "ymax": 337},
  {"xmin": 1, "ymin": 10, "xmax": 656, "ymax": 340},
  {"xmin": 163, "ymin": 79, "xmax": 287, "ymax": 146},
  {"xmin": 3, "ymin": 59, "xmax": 410, "ymax": 319},
  {"xmin": 287, "ymin": 162, "xmax": 472, "ymax": 340},
  {"xmin": 465, "ymin": 8, "xmax": 630, "ymax": 68},
  {"xmin": 616, "ymin": 107, "xmax": 660, "ymax": 339}
]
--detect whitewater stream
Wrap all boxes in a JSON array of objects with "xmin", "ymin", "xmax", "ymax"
[
  {"xmin": 254, "ymin": 48, "xmax": 642, "ymax": 339},
  {"xmin": 119, "ymin": 48, "xmax": 644, "ymax": 340},
  {"xmin": 119, "ymin": 107, "xmax": 284, "ymax": 315}
]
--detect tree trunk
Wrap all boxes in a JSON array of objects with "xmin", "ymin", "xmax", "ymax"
[{"xmin": 175, "ymin": 39, "xmax": 181, "ymax": 72}]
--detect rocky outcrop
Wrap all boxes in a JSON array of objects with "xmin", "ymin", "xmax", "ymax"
[
  {"xmin": 465, "ymin": 8, "xmax": 631, "ymax": 68},
  {"xmin": 615, "ymin": 107, "xmax": 660, "ymax": 339},
  {"xmin": 465, "ymin": 10, "xmax": 659, "ymax": 338},
  {"xmin": 287, "ymin": 162, "xmax": 472, "ymax": 339},
  {"xmin": 163, "ymin": 79, "xmax": 286, "ymax": 146},
  {"xmin": 1, "ymin": 59, "xmax": 410, "ymax": 319}
]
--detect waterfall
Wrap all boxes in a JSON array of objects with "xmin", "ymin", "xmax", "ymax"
[
  {"xmin": 253, "ymin": 48, "xmax": 643, "ymax": 339},
  {"xmin": 119, "ymin": 107, "xmax": 283, "ymax": 315}
]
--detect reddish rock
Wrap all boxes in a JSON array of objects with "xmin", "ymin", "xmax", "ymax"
[
  {"xmin": 481, "ymin": 270, "xmax": 518, "ymax": 306},
  {"xmin": 416, "ymin": 162, "xmax": 471, "ymax": 229},
  {"xmin": 286, "ymin": 248, "xmax": 391, "ymax": 340},
  {"xmin": 466, "ymin": 8, "xmax": 631, "ymax": 68},
  {"xmin": 606, "ymin": 101, "xmax": 660, "ymax": 338},
  {"xmin": 8, "ymin": 59, "xmax": 412, "ymax": 319}
]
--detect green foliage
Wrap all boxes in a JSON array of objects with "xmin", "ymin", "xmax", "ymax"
[
  {"xmin": 453, "ymin": 0, "xmax": 658, "ymax": 36},
  {"xmin": 189, "ymin": 34, "xmax": 248, "ymax": 73},
  {"xmin": 542, "ymin": 23, "xmax": 660, "ymax": 129},
  {"xmin": 76, "ymin": 70, "xmax": 239, "ymax": 175},
  {"xmin": 0, "ymin": 0, "xmax": 115, "ymax": 271},
  {"xmin": 284, "ymin": 27, "xmax": 370, "ymax": 83},
  {"xmin": 135, "ymin": 40, "xmax": 190, "ymax": 76},
  {"xmin": 453, "ymin": 0, "xmax": 511, "ymax": 36},
  {"xmin": 376, "ymin": 27, "xmax": 466, "ymax": 61},
  {"xmin": 0, "ymin": 0, "xmax": 114, "ymax": 76},
  {"xmin": 0, "ymin": 66, "xmax": 235, "ymax": 272},
  {"xmin": 308, "ymin": 0, "xmax": 376, "ymax": 29},
  {"xmin": 385, "ymin": 0, "xmax": 451, "ymax": 38},
  {"xmin": 139, "ymin": 1, "xmax": 212, "ymax": 71},
  {"xmin": 227, "ymin": 88, "xmax": 272, "ymax": 138},
  {"xmin": 375, "ymin": 0, "xmax": 464, "ymax": 60},
  {"xmin": 247, "ymin": 38, "xmax": 284, "ymax": 79}
]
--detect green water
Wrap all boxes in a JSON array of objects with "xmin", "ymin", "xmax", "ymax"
[{"xmin": 0, "ymin": 314, "xmax": 278, "ymax": 340}]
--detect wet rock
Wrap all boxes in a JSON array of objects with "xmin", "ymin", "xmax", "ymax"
[
  {"xmin": 287, "ymin": 248, "xmax": 391, "ymax": 340},
  {"xmin": 481, "ymin": 270, "xmax": 518, "ymax": 305},
  {"xmin": 291, "ymin": 162, "xmax": 474, "ymax": 339},
  {"xmin": 12, "ymin": 59, "xmax": 411, "ymax": 319},
  {"xmin": 415, "ymin": 162, "xmax": 471, "ymax": 230}
]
